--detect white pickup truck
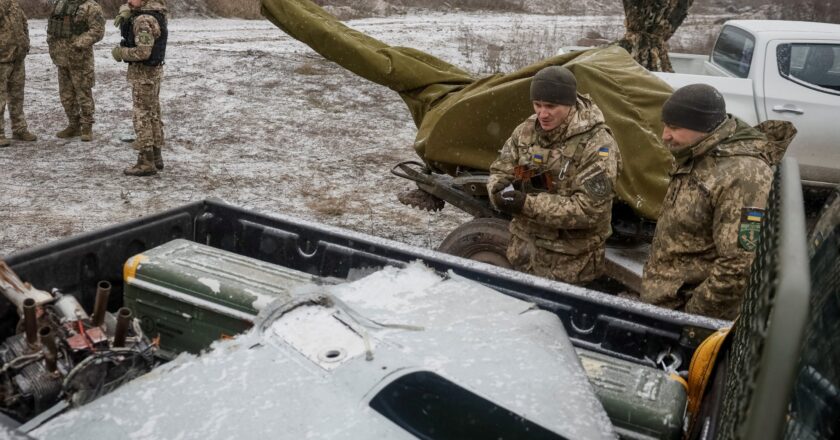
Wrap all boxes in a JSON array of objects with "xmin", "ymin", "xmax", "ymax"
[{"xmin": 655, "ymin": 20, "xmax": 840, "ymax": 189}]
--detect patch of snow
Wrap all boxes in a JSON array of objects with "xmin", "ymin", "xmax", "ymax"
[{"xmin": 197, "ymin": 277, "xmax": 221, "ymax": 294}]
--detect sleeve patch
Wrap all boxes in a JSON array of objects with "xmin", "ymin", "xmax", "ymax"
[
  {"xmin": 582, "ymin": 170, "xmax": 612, "ymax": 199},
  {"xmin": 137, "ymin": 31, "xmax": 154, "ymax": 46},
  {"xmin": 597, "ymin": 146, "xmax": 610, "ymax": 157},
  {"xmin": 738, "ymin": 207, "xmax": 765, "ymax": 251}
]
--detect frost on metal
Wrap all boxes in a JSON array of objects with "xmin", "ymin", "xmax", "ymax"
[{"xmin": 31, "ymin": 262, "xmax": 616, "ymax": 440}]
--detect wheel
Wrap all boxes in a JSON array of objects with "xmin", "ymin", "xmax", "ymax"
[{"xmin": 437, "ymin": 218, "xmax": 512, "ymax": 268}]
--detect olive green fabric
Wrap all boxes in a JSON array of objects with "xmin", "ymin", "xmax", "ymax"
[{"xmin": 260, "ymin": 0, "xmax": 674, "ymax": 219}]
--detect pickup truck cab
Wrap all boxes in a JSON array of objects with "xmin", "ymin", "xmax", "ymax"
[{"xmin": 656, "ymin": 20, "xmax": 840, "ymax": 189}]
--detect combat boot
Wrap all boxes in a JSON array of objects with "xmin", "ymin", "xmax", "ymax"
[
  {"xmin": 56, "ymin": 124, "xmax": 81, "ymax": 139},
  {"xmin": 0, "ymin": 134, "xmax": 9, "ymax": 148},
  {"xmin": 123, "ymin": 150, "xmax": 157, "ymax": 176},
  {"xmin": 13, "ymin": 130, "xmax": 37, "ymax": 142},
  {"xmin": 153, "ymin": 147, "xmax": 164, "ymax": 170},
  {"xmin": 80, "ymin": 125, "xmax": 93, "ymax": 142}
]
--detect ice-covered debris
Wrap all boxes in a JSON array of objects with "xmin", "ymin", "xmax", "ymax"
[{"xmin": 31, "ymin": 262, "xmax": 616, "ymax": 440}]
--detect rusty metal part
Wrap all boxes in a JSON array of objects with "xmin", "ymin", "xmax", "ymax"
[
  {"xmin": 397, "ymin": 188, "xmax": 445, "ymax": 212},
  {"xmin": 114, "ymin": 308, "xmax": 133, "ymax": 348},
  {"xmin": 0, "ymin": 261, "xmax": 54, "ymax": 311},
  {"xmin": 91, "ymin": 280, "xmax": 111, "ymax": 327},
  {"xmin": 85, "ymin": 327, "xmax": 108, "ymax": 345},
  {"xmin": 39, "ymin": 326, "xmax": 58, "ymax": 373},
  {"xmin": 23, "ymin": 298, "xmax": 38, "ymax": 347}
]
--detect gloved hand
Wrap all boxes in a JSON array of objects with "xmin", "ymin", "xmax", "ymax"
[
  {"xmin": 114, "ymin": 4, "xmax": 132, "ymax": 28},
  {"xmin": 492, "ymin": 190, "xmax": 526, "ymax": 215},
  {"xmin": 112, "ymin": 46, "xmax": 123, "ymax": 62}
]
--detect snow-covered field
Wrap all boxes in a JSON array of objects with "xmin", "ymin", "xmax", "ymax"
[{"xmin": 0, "ymin": 12, "xmax": 724, "ymax": 257}]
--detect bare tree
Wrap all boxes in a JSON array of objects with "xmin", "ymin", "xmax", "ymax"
[{"xmin": 615, "ymin": 0, "xmax": 694, "ymax": 72}]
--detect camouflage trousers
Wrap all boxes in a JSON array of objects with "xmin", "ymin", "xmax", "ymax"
[
  {"xmin": 57, "ymin": 65, "xmax": 96, "ymax": 126},
  {"xmin": 0, "ymin": 58, "xmax": 29, "ymax": 135},
  {"xmin": 129, "ymin": 65, "xmax": 164, "ymax": 153},
  {"xmin": 507, "ymin": 234, "xmax": 604, "ymax": 285}
]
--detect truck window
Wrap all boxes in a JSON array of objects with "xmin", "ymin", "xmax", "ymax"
[
  {"xmin": 712, "ymin": 26, "xmax": 755, "ymax": 78},
  {"xmin": 777, "ymin": 43, "xmax": 840, "ymax": 94}
]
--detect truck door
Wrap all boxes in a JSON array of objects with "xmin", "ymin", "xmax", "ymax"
[{"xmin": 765, "ymin": 41, "xmax": 840, "ymax": 187}]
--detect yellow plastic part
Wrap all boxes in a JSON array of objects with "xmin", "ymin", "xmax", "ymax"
[
  {"xmin": 123, "ymin": 254, "xmax": 148, "ymax": 281},
  {"xmin": 685, "ymin": 327, "xmax": 732, "ymax": 429}
]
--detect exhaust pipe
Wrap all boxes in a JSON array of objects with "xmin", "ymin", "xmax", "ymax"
[
  {"xmin": 113, "ymin": 308, "xmax": 133, "ymax": 348},
  {"xmin": 23, "ymin": 298, "xmax": 38, "ymax": 347},
  {"xmin": 91, "ymin": 280, "xmax": 111, "ymax": 327},
  {"xmin": 39, "ymin": 326, "xmax": 58, "ymax": 373}
]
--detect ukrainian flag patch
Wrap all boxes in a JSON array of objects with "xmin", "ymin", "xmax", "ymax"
[
  {"xmin": 740, "ymin": 208, "xmax": 765, "ymax": 223},
  {"xmin": 598, "ymin": 147, "xmax": 610, "ymax": 157},
  {"xmin": 738, "ymin": 207, "xmax": 765, "ymax": 251},
  {"xmin": 532, "ymin": 153, "xmax": 544, "ymax": 164}
]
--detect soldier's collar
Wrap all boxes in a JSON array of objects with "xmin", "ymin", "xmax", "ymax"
[{"xmin": 690, "ymin": 117, "xmax": 737, "ymax": 159}]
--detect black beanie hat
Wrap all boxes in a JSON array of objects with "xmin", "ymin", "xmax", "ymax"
[
  {"xmin": 662, "ymin": 84, "xmax": 727, "ymax": 133},
  {"xmin": 530, "ymin": 66, "xmax": 577, "ymax": 106}
]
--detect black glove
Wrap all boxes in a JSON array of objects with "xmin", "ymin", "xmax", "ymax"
[{"xmin": 492, "ymin": 190, "xmax": 526, "ymax": 215}]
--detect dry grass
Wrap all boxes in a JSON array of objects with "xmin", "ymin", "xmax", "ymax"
[
  {"xmin": 458, "ymin": 19, "xmax": 568, "ymax": 74},
  {"xmin": 205, "ymin": 0, "xmax": 262, "ymax": 19}
]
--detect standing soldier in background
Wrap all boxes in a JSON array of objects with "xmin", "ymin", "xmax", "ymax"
[
  {"xmin": 487, "ymin": 66, "xmax": 621, "ymax": 286},
  {"xmin": 0, "ymin": 0, "xmax": 37, "ymax": 147},
  {"xmin": 112, "ymin": 0, "xmax": 168, "ymax": 176},
  {"xmin": 47, "ymin": 0, "xmax": 105, "ymax": 142}
]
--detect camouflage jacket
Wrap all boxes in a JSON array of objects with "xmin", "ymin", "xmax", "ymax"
[
  {"xmin": 487, "ymin": 95, "xmax": 621, "ymax": 255},
  {"xmin": 120, "ymin": 0, "xmax": 166, "ymax": 61},
  {"xmin": 0, "ymin": 0, "xmax": 29, "ymax": 63},
  {"xmin": 119, "ymin": 0, "xmax": 167, "ymax": 76},
  {"xmin": 46, "ymin": 0, "xmax": 105, "ymax": 67},
  {"xmin": 641, "ymin": 116, "xmax": 776, "ymax": 320}
]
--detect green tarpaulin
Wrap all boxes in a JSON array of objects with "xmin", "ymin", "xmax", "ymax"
[{"xmin": 261, "ymin": 0, "xmax": 675, "ymax": 219}]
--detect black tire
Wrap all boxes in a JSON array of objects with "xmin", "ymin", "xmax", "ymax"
[{"xmin": 437, "ymin": 218, "xmax": 512, "ymax": 269}]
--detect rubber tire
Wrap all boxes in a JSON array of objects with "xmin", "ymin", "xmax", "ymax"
[{"xmin": 437, "ymin": 218, "xmax": 512, "ymax": 269}]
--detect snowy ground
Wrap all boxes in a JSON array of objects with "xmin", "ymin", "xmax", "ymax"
[{"xmin": 0, "ymin": 13, "xmax": 725, "ymax": 257}]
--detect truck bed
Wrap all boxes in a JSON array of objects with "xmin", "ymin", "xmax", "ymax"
[{"xmin": 2, "ymin": 199, "xmax": 725, "ymax": 370}]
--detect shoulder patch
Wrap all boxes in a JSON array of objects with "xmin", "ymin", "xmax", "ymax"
[
  {"xmin": 738, "ymin": 207, "xmax": 765, "ymax": 251},
  {"xmin": 597, "ymin": 146, "xmax": 610, "ymax": 157},
  {"xmin": 137, "ymin": 30, "xmax": 154, "ymax": 46},
  {"xmin": 582, "ymin": 170, "xmax": 612, "ymax": 200}
]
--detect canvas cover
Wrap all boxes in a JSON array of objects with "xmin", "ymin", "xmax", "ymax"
[{"xmin": 261, "ymin": 0, "xmax": 674, "ymax": 219}]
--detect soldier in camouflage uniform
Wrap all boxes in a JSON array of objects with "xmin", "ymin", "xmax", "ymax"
[
  {"xmin": 47, "ymin": 0, "xmax": 105, "ymax": 142},
  {"xmin": 112, "ymin": 0, "xmax": 168, "ymax": 176},
  {"xmin": 0, "ymin": 0, "xmax": 37, "ymax": 147},
  {"xmin": 641, "ymin": 84, "xmax": 792, "ymax": 320},
  {"xmin": 487, "ymin": 66, "xmax": 621, "ymax": 285}
]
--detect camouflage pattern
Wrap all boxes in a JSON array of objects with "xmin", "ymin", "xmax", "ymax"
[
  {"xmin": 47, "ymin": 0, "xmax": 105, "ymax": 127},
  {"xmin": 0, "ymin": 0, "xmax": 30, "ymax": 136},
  {"xmin": 487, "ymin": 95, "xmax": 621, "ymax": 285},
  {"xmin": 117, "ymin": 1, "xmax": 167, "ymax": 153},
  {"xmin": 641, "ymin": 116, "xmax": 776, "ymax": 320}
]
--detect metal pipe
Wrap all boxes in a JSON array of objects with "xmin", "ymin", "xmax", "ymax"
[
  {"xmin": 91, "ymin": 280, "xmax": 111, "ymax": 327},
  {"xmin": 113, "ymin": 308, "xmax": 132, "ymax": 348},
  {"xmin": 39, "ymin": 326, "xmax": 58, "ymax": 373},
  {"xmin": 23, "ymin": 298, "xmax": 38, "ymax": 347}
]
